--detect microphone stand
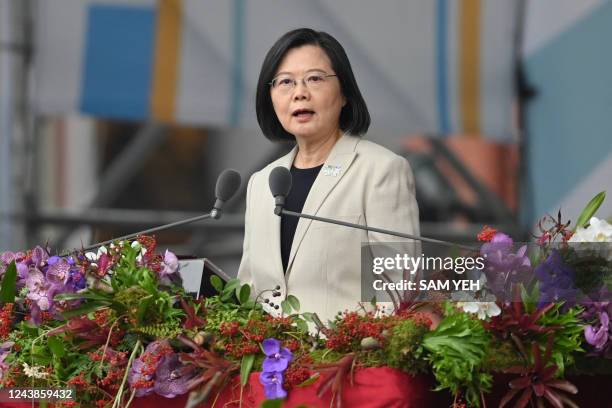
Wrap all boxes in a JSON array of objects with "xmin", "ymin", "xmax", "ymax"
[
  {"xmin": 77, "ymin": 211, "xmax": 218, "ymax": 254},
  {"xmin": 278, "ymin": 208, "xmax": 477, "ymax": 252}
]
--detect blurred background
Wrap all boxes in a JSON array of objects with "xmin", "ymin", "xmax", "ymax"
[{"xmin": 1, "ymin": 0, "xmax": 611, "ymax": 275}]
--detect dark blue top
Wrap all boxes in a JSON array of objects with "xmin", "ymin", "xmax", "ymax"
[{"xmin": 281, "ymin": 164, "xmax": 323, "ymax": 272}]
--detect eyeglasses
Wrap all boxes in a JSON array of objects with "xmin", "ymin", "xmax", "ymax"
[{"xmin": 269, "ymin": 72, "xmax": 337, "ymax": 93}]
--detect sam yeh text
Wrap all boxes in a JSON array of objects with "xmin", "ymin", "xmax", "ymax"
[{"xmin": 373, "ymin": 279, "xmax": 481, "ymax": 292}]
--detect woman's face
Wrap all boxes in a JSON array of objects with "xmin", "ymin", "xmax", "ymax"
[{"xmin": 271, "ymin": 45, "xmax": 346, "ymax": 142}]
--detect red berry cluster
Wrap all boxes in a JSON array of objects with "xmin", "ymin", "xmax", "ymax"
[
  {"xmin": 97, "ymin": 367, "xmax": 124, "ymax": 391},
  {"xmin": 264, "ymin": 315, "xmax": 294, "ymax": 329},
  {"xmin": 224, "ymin": 342, "xmax": 260, "ymax": 358},
  {"xmin": 67, "ymin": 374, "xmax": 90, "ymax": 389},
  {"xmin": 219, "ymin": 321, "xmax": 240, "ymax": 336},
  {"xmin": 0, "ymin": 303, "xmax": 14, "ymax": 339},
  {"xmin": 93, "ymin": 309, "xmax": 111, "ymax": 326},
  {"xmin": 285, "ymin": 339, "xmax": 301, "ymax": 352},
  {"xmin": 324, "ymin": 312, "xmax": 392, "ymax": 352},
  {"xmin": 284, "ymin": 355, "xmax": 314, "ymax": 390}
]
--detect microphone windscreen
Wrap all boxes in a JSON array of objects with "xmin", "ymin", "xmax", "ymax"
[
  {"xmin": 269, "ymin": 166, "xmax": 292, "ymax": 197},
  {"xmin": 215, "ymin": 169, "xmax": 242, "ymax": 201}
]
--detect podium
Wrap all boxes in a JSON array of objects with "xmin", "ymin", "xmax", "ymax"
[{"xmin": 177, "ymin": 257, "xmax": 231, "ymax": 298}]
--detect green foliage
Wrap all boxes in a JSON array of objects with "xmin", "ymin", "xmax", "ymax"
[
  {"xmin": 135, "ymin": 321, "xmax": 182, "ymax": 338},
  {"xmin": 574, "ymin": 191, "xmax": 605, "ymax": 230},
  {"xmin": 385, "ymin": 319, "xmax": 429, "ymax": 375},
  {"xmin": 0, "ymin": 260, "xmax": 17, "ymax": 303},
  {"xmin": 422, "ymin": 305, "xmax": 492, "ymax": 407},
  {"xmin": 240, "ymin": 354, "xmax": 255, "ymax": 386},
  {"xmin": 537, "ymin": 304, "xmax": 584, "ymax": 375},
  {"xmin": 210, "ymin": 275, "xmax": 224, "ymax": 293},
  {"xmin": 204, "ymin": 290, "xmax": 263, "ymax": 332}
]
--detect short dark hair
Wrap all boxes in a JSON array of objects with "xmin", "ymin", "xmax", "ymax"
[{"xmin": 256, "ymin": 28, "xmax": 370, "ymax": 142}]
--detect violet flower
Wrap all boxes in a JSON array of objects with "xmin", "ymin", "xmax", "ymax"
[
  {"xmin": 154, "ymin": 354, "xmax": 199, "ymax": 398},
  {"xmin": 535, "ymin": 250, "xmax": 578, "ymax": 308},
  {"xmin": 129, "ymin": 340, "xmax": 172, "ymax": 397},
  {"xmin": 480, "ymin": 233, "xmax": 532, "ymax": 299},
  {"xmin": 260, "ymin": 371, "xmax": 287, "ymax": 399},
  {"xmin": 46, "ymin": 258, "xmax": 71, "ymax": 286},
  {"xmin": 161, "ymin": 250, "xmax": 179, "ymax": 277},
  {"xmin": 259, "ymin": 338, "xmax": 292, "ymax": 400},
  {"xmin": 30, "ymin": 246, "xmax": 49, "ymax": 269},
  {"xmin": 584, "ymin": 312, "xmax": 610, "ymax": 350},
  {"xmin": 262, "ymin": 338, "xmax": 292, "ymax": 372}
]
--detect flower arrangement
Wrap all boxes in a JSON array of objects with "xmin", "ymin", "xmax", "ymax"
[{"xmin": 0, "ymin": 193, "xmax": 610, "ymax": 408}]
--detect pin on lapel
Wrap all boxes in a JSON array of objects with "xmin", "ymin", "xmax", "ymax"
[{"xmin": 322, "ymin": 164, "xmax": 342, "ymax": 177}]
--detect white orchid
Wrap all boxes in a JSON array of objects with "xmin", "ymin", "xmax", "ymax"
[
  {"xmin": 451, "ymin": 291, "xmax": 501, "ymax": 320},
  {"xmin": 570, "ymin": 217, "xmax": 612, "ymax": 242}
]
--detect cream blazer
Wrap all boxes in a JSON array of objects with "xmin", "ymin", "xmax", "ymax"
[{"xmin": 237, "ymin": 134, "xmax": 420, "ymax": 322}]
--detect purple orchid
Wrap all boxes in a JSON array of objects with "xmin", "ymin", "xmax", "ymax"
[
  {"xmin": 153, "ymin": 354, "xmax": 199, "ymax": 398},
  {"xmin": 585, "ymin": 312, "xmax": 610, "ymax": 350},
  {"xmin": 259, "ymin": 338, "xmax": 292, "ymax": 400},
  {"xmin": 22, "ymin": 251, "xmax": 83, "ymax": 325},
  {"xmin": 30, "ymin": 246, "xmax": 49, "ymax": 269},
  {"xmin": 46, "ymin": 258, "xmax": 72, "ymax": 286},
  {"xmin": 260, "ymin": 371, "xmax": 287, "ymax": 399},
  {"xmin": 160, "ymin": 250, "xmax": 179, "ymax": 277},
  {"xmin": 480, "ymin": 233, "xmax": 532, "ymax": 300},
  {"xmin": 129, "ymin": 340, "xmax": 172, "ymax": 397},
  {"xmin": 535, "ymin": 250, "xmax": 578, "ymax": 308}
]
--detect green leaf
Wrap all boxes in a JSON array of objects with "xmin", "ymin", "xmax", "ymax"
[
  {"xmin": 47, "ymin": 336, "xmax": 66, "ymax": 358},
  {"xmin": 301, "ymin": 312, "xmax": 314, "ymax": 322},
  {"xmin": 295, "ymin": 318, "xmax": 308, "ymax": 333},
  {"xmin": 240, "ymin": 354, "xmax": 256, "ymax": 387},
  {"xmin": 286, "ymin": 295, "xmax": 300, "ymax": 312},
  {"xmin": 237, "ymin": 284, "xmax": 251, "ymax": 304},
  {"xmin": 281, "ymin": 299, "xmax": 292, "ymax": 315},
  {"xmin": 54, "ymin": 292, "xmax": 112, "ymax": 302},
  {"xmin": 223, "ymin": 279, "xmax": 241, "ymax": 298},
  {"xmin": 370, "ymin": 296, "xmax": 377, "ymax": 308},
  {"xmin": 210, "ymin": 275, "xmax": 224, "ymax": 293},
  {"xmin": 296, "ymin": 373, "xmax": 320, "ymax": 387},
  {"xmin": 0, "ymin": 261, "xmax": 17, "ymax": 303},
  {"xmin": 575, "ymin": 191, "xmax": 606, "ymax": 230},
  {"xmin": 260, "ymin": 400, "xmax": 283, "ymax": 408},
  {"xmin": 61, "ymin": 301, "xmax": 110, "ymax": 319}
]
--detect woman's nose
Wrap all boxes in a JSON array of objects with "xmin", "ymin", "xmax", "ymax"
[{"xmin": 292, "ymin": 82, "xmax": 310, "ymax": 101}]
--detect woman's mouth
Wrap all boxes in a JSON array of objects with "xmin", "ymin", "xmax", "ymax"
[{"xmin": 292, "ymin": 109, "xmax": 315, "ymax": 122}]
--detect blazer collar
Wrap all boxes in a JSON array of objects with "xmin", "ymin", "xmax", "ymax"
[{"xmin": 284, "ymin": 133, "xmax": 360, "ymax": 276}]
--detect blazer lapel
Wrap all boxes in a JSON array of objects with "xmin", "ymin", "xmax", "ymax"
[{"xmin": 286, "ymin": 134, "xmax": 359, "ymax": 275}]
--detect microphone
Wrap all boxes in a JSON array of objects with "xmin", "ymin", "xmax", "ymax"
[
  {"xmin": 211, "ymin": 169, "xmax": 242, "ymax": 219},
  {"xmin": 76, "ymin": 169, "xmax": 242, "ymax": 254},
  {"xmin": 269, "ymin": 166, "xmax": 292, "ymax": 215},
  {"xmin": 267, "ymin": 166, "xmax": 475, "ymax": 251}
]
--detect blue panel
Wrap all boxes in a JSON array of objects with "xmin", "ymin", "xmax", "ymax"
[
  {"xmin": 79, "ymin": 5, "xmax": 155, "ymax": 121},
  {"xmin": 524, "ymin": 1, "xmax": 612, "ymax": 223}
]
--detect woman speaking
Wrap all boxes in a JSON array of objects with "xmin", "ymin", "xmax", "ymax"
[{"xmin": 238, "ymin": 28, "xmax": 420, "ymax": 322}]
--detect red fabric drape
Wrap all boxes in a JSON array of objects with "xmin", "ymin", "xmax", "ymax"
[{"xmin": 2, "ymin": 369, "xmax": 610, "ymax": 407}]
